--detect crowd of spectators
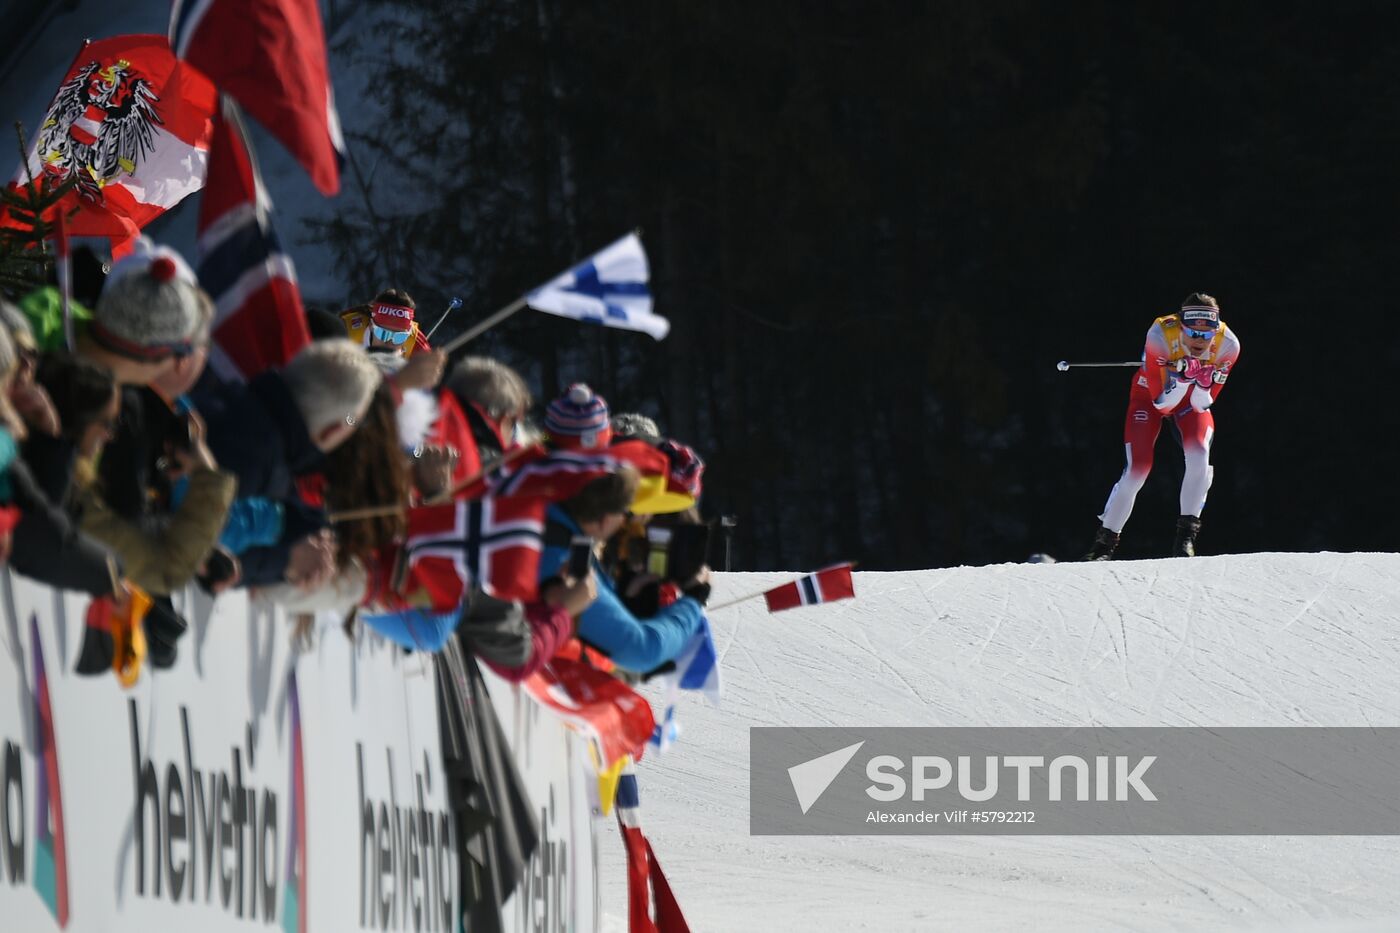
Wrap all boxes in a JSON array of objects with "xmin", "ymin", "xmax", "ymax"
[{"xmin": 0, "ymin": 237, "xmax": 712, "ymax": 685}]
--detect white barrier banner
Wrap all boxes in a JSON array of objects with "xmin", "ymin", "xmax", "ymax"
[
  {"xmin": 0, "ymin": 570, "xmax": 600, "ymax": 933},
  {"xmin": 484, "ymin": 676, "xmax": 601, "ymax": 933}
]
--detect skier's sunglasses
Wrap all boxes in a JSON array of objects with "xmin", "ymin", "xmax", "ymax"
[
  {"xmin": 1183, "ymin": 324, "xmax": 1218, "ymax": 340},
  {"xmin": 371, "ymin": 325, "xmax": 412, "ymax": 346}
]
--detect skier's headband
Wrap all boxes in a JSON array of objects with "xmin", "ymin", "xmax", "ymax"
[
  {"xmin": 370, "ymin": 302, "xmax": 415, "ymax": 332},
  {"xmin": 1179, "ymin": 305, "xmax": 1220, "ymax": 328},
  {"xmin": 88, "ymin": 320, "xmax": 194, "ymax": 362}
]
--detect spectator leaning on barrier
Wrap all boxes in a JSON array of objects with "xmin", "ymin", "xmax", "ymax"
[
  {"xmin": 25, "ymin": 353, "xmax": 120, "ymax": 506},
  {"xmin": 0, "ymin": 324, "xmax": 121, "ymax": 595},
  {"xmin": 541, "ymin": 467, "xmax": 710, "ymax": 673},
  {"xmin": 0, "ymin": 323, "xmax": 27, "ymax": 563},
  {"xmin": 57, "ymin": 246, "xmax": 237, "ymax": 601},
  {"xmin": 0, "ymin": 299, "xmax": 60, "ymax": 438},
  {"xmin": 440, "ymin": 354, "xmax": 532, "ymax": 472},
  {"xmin": 196, "ymin": 338, "xmax": 382, "ymax": 590},
  {"xmin": 610, "ymin": 411, "xmax": 661, "ymax": 445}
]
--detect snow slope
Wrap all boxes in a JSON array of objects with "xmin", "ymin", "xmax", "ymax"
[{"xmin": 603, "ymin": 553, "xmax": 1400, "ymax": 932}]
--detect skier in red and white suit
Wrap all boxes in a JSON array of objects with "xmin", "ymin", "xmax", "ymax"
[{"xmin": 1086, "ymin": 293, "xmax": 1241, "ymax": 559}]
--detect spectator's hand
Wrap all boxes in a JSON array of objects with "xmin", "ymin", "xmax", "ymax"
[
  {"xmin": 11, "ymin": 381, "xmax": 60, "ymax": 437},
  {"xmin": 682, "ymin": 565, "xmax": 712, "ymax": 606},
  {"xmin": 412, "ymin": 443, "xmax": 459, "ymax": 497},
  {"xmin": 171, "ymin": 410, "xmax": 219, "ymax": 474},
  {"xmin": 286, "ymin": 529, "xmax": 337, "ymax": 592},
  {"xmin": 545, "ymin": 571, "xmax": 598, "ymax": 617},
  {"xmin": 196, "ymin": 546, "xmax": 242, "ymax": 594},
  {"xmin": 391, "ymin": 349, "xmax": 447, "ymax": 392},
  {"xmin": 624, "ymin": 571, "xmax": 662, "ymax": 599}
]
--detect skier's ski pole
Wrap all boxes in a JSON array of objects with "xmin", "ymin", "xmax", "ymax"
[
  {"xmin": 425, "ymin": 297, "xmax": 463, "ymax": 340},
  {"xmin": 439, "ymin": 295, "xmax": 529, "ymax": 354},
  {"xmin": 1055, "ymin": 360, "xmax": 1141, "ymax": 372}
]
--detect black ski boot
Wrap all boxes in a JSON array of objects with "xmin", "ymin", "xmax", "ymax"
[
  {"xmin": 1171, "ymin": 515, "xmax": 1202, "ymax": 557},
  {"xmin": 1084, "ymin": 525, "xmax": 1120, "ymax": 561}
]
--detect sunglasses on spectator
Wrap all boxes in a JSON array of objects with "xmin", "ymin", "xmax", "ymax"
[{"xmin": 371, "ymin": 325, "xmax": 412, "ymax": 346}]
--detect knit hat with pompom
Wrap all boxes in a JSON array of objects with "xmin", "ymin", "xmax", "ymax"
[
  {"xmin": 545, "ymin": 383, "xmax": 611, "ymax": 449},
  {"xmin": 92, "ymin": 237, "xmax": 205, "ymax": 359}
]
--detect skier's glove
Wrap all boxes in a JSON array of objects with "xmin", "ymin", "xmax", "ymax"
[
  {"xmin": 1174, "ymin": 357, "xmax": 1215, "ymax": 388},
  {"xmin": 1189, "ymin": 384, "xmax": 1214, "ymax": 412}
]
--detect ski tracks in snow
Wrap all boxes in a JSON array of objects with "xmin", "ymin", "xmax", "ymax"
[{"xmin": 620, "ymin": 555, "xmax": 1400, "ymax": 932}]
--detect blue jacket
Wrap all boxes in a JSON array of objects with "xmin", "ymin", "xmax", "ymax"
[{"xmin": 540, "ymin": 504, "xmax": 705, "ymax": 672}]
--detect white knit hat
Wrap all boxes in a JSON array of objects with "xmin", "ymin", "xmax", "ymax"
[{"xmin": 93, "ymin": 237, "xmax": 206, "ymax": 357}]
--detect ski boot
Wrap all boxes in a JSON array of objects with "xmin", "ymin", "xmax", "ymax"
[
  {"xmin": 1084, "ymin": 525, "xmax": 1120, "ymax": 561},
  {"xmin": 1171, "ymin": 515, "xmax": 1202, "ymax": 557}
]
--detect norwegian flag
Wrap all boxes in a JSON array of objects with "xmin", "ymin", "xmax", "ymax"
[
  {"xmin": 616, "ymin": 764, "xmax": 692, "ymax": 933},
  {"xmin": 396, "ymin": 496, "xmax": 547, "ymax": 609},
  {"xmin": 3, "ymin": 35, "xmax": 216, "ymax": 253},
  {"xmin": 170, "ymin": 0, "xmax": 345, "ymax": 195},
  {"xmin": 448, "ymin": 439, "xmax": 666, "ymax": 504},
  {"xmin": 467, "ymin": 440, "xmax": 671, "ymax": 503},
  {"xmin": 197, "ymin": 96, "xmax": 310, "ymax": 380},
  {"xmin": 762, "ymin": 563, "xmax": 856, "ymax": 613}
]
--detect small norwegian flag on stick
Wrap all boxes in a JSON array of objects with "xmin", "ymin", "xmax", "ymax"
[
  {"xmin": 762, "ymin": 563, "xmax": 856, "ymax": 612},
  {"xmin": 707, "ymin": 562, "xmax": 858, "ymax": 614}
]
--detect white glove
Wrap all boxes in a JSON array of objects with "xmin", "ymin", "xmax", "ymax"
[
  {"xmin": 1189, "ymin": 383, "xmax": 1214, "ymax": 412},
  {"xmin": 1154, "ymin": 376, "xmax": 1191, "ymax": 413}
]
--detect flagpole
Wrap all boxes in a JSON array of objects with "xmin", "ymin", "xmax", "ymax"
[
  {"xmin": 424, "ymin": 442, "xmax": 541, "ymax": 505},
  {"xmin": 437, "ymin": 295, "xmax": 528, "ymax": 354},
  {"xmin": 54, "ymin": 210, "xmax": 74, "ymax": 351},
  {"xmin": 328, "ymin": 503, "xmax": 404, "ymax": 523},
  {"xmin": 707, "ymin": 561, "xmax": 860, "ymax": 613},
  {"xmin": 437, "ymin": 228, "xmax": 645, "ymax": 355},
  {"xmin": 704, "ymin": 591, "xmax": 768, "ymax": 613}
]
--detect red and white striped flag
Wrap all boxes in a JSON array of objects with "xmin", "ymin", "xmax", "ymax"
[
  {"xmin": 762, "ymin": 563, "xmax": 856, "ymax": 613},
  {"xmin": 5, "ymin": 35, "xmax": 216, "ymax": 255}
]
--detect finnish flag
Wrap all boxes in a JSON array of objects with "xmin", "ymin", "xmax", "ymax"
[
  {"xmin": 649, "ymin": 615, "xmax": 721, "ymax": 752},
  {"xmin": 527, "ymin": 233, "xmax": 670, "ymax": 340}
]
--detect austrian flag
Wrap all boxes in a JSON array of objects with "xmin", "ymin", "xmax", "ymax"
[
  {"xmin": 762, "ymin": 563, "xmax": 856, "ymax": 613},
  {"xmin": 6, "ymin": 34, "xmax": 216, "ymax": 250}
]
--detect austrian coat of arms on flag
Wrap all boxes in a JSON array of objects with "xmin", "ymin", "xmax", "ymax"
[{"xmin": 8, "ymin": 35, "xmax": 215, "ymax": 245}]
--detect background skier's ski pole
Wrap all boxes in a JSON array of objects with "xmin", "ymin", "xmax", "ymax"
[
  {"xmin": 1055, "ymin": 360, "xmax": 1142, "ymax": 371},
  {"xmin": 425, "ymin": 297, "xmax": 463, "ymax": 339}
]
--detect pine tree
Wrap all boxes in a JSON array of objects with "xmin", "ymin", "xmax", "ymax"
[{"xmin": 0, "ymin": 124, "xmax": 73, "ymax": 300}]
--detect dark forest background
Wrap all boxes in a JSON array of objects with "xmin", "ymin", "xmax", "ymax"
[{"xmin": 311, "ymin": 0, "xmax": 1400, "ymax": 571}]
